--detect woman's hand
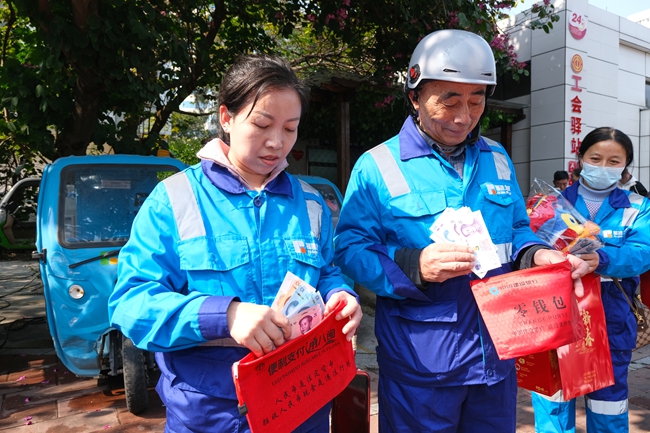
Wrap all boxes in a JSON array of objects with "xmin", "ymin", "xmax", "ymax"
[
  {"xmin": 324, "ymin": 291, "xmax": 363, "ymax": 341},
  {"xmin": 419, "ymin": 243, "xmax": 476, "ymax": 283},
  {"xmin": 533, "ymin": 249, "xmax": 589, "ymax": 297},
  {"xmin": 226, "ymin": 301, "xmax": 291, "ymax": 358}
]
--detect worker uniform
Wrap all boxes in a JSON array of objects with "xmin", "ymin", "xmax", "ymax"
[
  {"xmin": 532, "ymin": 181, "xmax": 650, "ymax": 433},
  {"xmin": 334, "ymin": 118, "xmax": 544, "ymax": 432},
  {"xmin": 109, "ymin": 140, "xmax": 353, "ymax": 432}
]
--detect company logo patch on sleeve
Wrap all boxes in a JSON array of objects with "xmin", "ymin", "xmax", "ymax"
[{"xmin": 602, "ymin": 230, "xmax": 613, "ymax": 239}]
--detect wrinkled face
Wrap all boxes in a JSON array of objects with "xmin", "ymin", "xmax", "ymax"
[
  {"xmin": 220, "ymin": 88, "xmax": 301, "ymax": 188},
  {"xmin": 580, "ymin": 139, "xmax": 627, "ymax": 169},
  {"xmin": 410, "ymin": 81, "xmax": 487, "ymax": 147}
]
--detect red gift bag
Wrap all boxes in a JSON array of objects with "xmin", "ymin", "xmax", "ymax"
[
  {"xmin": 232, "ymin": 303, "xmax": 356, "ymax": 433},
  {"xmin": 516, "ymin": 273, "xmax": 614, "ymax": 399},
  {"xmin": 470, "ymin": 261, "xmax": 585, "ymax": 360},
  {"xmin": 556, "ymin": 273, "xmax": 614, "ymax": 399}
]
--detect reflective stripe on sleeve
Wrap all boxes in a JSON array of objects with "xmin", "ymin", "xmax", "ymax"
[
  {"xmin": 495, "ymin": 242, "xmax": 512, "ymax": 264},
  {"xmin": 368, "ymin": 144, "xmax": 410, "ymax": 198},
  {"xmin": 163, "ymin": 173, "xmax": 206, "ymax": 241},
  {"xmin": 586, "ymin": 397, "xmax": 628, "ymax": 415}
]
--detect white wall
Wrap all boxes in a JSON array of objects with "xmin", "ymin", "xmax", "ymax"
[{"xmin": 502, "ymin": 0, "xmax": 650, "ymax": 194}]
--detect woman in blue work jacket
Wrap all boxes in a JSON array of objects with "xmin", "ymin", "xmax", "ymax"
[
  {"xmin": 333, "ymin": 29, "xmax": 589, "ymax": 433},
  {"xmin": 532, "ymin": 127, "xmax": 650, "ymax": 433},
  {"xmin": 108, "ymin": 54, "xmax": 362, "ymax": 433}
]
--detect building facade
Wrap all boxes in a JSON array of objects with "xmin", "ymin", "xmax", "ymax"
[{"xmin": 498, "ymin": 0, "xmax": 650, "ymax": 195}]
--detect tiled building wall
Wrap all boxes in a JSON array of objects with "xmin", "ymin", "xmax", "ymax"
[{"xmin": 502, "ymin": 0, "xmax": 650, "ymax": 195}]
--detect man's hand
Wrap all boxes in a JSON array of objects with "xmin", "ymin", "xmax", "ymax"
[
  {"xmin": 227, "ymin": 302, "xmax": 291, "ymax": 358},
  {"xmin": 532, "ymin": 249, "xmax": 589, "ymax": 297},
  {"xmin": 573, "ymin": 252, "xmax": 599, "ymax": 274},
  {"xmin": 419, "ymin": 243, "xmax": 475, "ymax": 283}
]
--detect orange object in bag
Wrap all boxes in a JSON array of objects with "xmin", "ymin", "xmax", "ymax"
[
  {"xmin": 470, "ymin": 261, "xmax": 585, "ymax": 360},
  {"xmin": 232, "ymin": 302, "xmax": 356, "ymax": 433}
]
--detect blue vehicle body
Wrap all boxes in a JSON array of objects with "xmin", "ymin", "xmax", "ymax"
[
  {"xmin": 294, "ymin": 175, "xmax": 354, "ymax": 288},
  {"xmin": 34, "ymin": 154, "xmax": 186, "ymax": 377}
]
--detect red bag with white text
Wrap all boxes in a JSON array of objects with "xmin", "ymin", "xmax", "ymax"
[
  {"xmin": 232, "ymin": 303, "xmax": 356, "ymax": 433},
  {"xmin": 470, "ymin": 261, "xmax": 585, "ymax": 360}
]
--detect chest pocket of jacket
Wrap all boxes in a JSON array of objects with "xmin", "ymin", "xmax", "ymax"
[
  {"xmin": 478, "ymin": 182, "xmax": 515, "ymax": 243},
  {"xmin": 389, "ymin": 190, "xmax": 447, "ymax": 243},
  {"xmin": 178, "ymin": 235, "xmax": 250, "ymax": 271}
]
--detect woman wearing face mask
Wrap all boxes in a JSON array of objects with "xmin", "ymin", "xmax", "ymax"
[{"xmin": 531, "ymin": 127, "xmax": 650, "ymax": 433}]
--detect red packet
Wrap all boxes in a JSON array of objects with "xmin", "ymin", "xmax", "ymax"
[
  {"xmin": 515, "ymin": 350, "xmax": 562, "ymax": 396},
  {"xmin": 556, "ymin": 273, "xmax": 614, "ymax": 399},
  {"xmin": 470, "ymin": 261, "xmax": 585, "ymax": 360},
  {"xmin": 232, "ymin": 303, "xmax": 356, "ymax": 433}
]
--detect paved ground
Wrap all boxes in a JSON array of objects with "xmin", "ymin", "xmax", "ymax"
[{"xmin": 1, "ymin": 259, "xmax": 649, "ymax": 432}]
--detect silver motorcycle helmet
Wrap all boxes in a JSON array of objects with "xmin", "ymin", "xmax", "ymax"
[{"xmin": 404, "ymin": 29, "xmax": 497, "ymax": 144}]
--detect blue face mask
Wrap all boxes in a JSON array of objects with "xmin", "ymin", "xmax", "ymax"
[{"xmin": 580, "ymin": 162, "xmax": 625, "ymax": 190}]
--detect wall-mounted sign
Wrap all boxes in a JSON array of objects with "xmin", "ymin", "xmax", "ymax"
[
  {"xmin": 569, "ymin": 10, "xmax": 587, "ymax": 40},
  {"xmin": 571, "ymin": 54, "xmax": 583, "ymax": 73}
]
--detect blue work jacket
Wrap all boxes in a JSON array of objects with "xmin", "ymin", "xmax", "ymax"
[
  {"xmin": 563, "ymin": 181, "xmax": 650, "ymax": 349},
  {"xmin": 334, "ymin": 118, "xmax": 544, "ymax": 387},
  {"xmin": 108, "ymin": 157, "xmax": 352, "ymax": 431},
  {"xmin": 109, "ymin": 161, "xmax": 350, "ymax": 352}
]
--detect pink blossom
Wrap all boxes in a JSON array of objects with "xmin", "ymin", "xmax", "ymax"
[
  {"xmin": 103, "ymin": 425, "xmax": 111, "ymax": 429},
  {"xmin": 275, "ymin": 12, "xmax": 284, "ymax": 20},
  {"xmin": 16, "ymin": 375, "xmax": 26, "ymax": 382},
  {"xmin": 25, "ymin": 421, "xmax": 32, "ymax": 425},
  {"xmin": 307, "ymin": 14, "xmax": 316, "ymax": 22},
  {"xmin": 325, "ymin": 13, "xmax": 335, "ymax": 24},
  {"xmin": 25, "ymin": 397, "xmax": 30, "ymax": 403},
  {"xmin": 24, "ymin": 416, "xmax": 32, "ymax": 421}
]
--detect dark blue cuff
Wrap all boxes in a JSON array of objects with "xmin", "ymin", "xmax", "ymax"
[
  {"xmin": 324, "ymin": 287, "xmax": 360, "ymax": 305},
  {"xmin": 595, "ymin": 249, "xmax": 610, "ymax": 273},
  {"xmin": 368, "ymin": 244, "xmax": 431, "ymax": 302},
  {"xmin": 198, "ymin": 296, "xmax": 239, "ymax": 340}
]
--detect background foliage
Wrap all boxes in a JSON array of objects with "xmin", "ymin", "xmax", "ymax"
[{"xmin": 0, "ymin": 0, "xmax": 557, "ymax": 191}]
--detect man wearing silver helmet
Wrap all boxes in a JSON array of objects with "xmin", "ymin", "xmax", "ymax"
[{"xmin": 334, "ymin": 29, "xmax": 588, "ymax": 432}]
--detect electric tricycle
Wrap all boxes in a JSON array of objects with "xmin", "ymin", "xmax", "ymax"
[{"xmin": 32, "ymin": 154, "xmax": 186, "ymax": 414}]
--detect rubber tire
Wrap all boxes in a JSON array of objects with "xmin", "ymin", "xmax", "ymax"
[{"xmin": 122, "ymin": 336, "xmax": 149, "ymax": 414}]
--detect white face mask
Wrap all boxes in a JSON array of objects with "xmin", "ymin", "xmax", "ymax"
[{"xmin": 580, "ymin": 162, "xmax": 625, "ymax": 190}]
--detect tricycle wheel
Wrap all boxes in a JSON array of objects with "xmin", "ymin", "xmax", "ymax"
[{"xmin": 122, "ymin": 337, "xmax": 149, "ymax": 414}]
